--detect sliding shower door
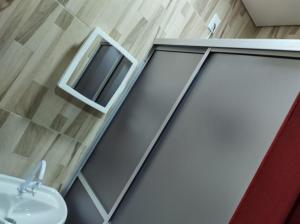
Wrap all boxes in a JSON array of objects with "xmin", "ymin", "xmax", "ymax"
[
  {"xmin": 65, "ymin": 46, "xmax": 205, "ymax": 223},
  {"xmin": 111, "ymin": 52, "xmax": 300, "ymax": 224},
  {"xmin": 65, "ymin": 40, "xmax": 300, "ymax": 224}
]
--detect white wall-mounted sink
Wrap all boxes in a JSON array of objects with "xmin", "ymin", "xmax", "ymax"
[{"xmin": 0, "ymin": 174, "xmax": 67, "ymax": 224}]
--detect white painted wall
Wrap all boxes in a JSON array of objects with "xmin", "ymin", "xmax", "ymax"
[{"xmin": 242, "ymin": 0, "xmax": 300, "ymax": 26}]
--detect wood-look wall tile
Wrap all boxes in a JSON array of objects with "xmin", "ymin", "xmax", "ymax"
[
  {"xmin": 64, "ymin": 108, "xmax": 102, "ymax": 143},
  {"xmin": 15, "ymin": 0, "xmax": 59, "ymax": 45},
  {"xmin": 91, "ymin": 0, "xmax": 141, "ymax": 36},
  {"xmin": 0, "ymin": 14, "xmax": 64, "ymax": 112},
  {"xmin": 179, "ymin": 11, "xmax": 207, "ymax": 38},
  {"xmin": 0, "ymin": 0, "xmax": 47, "ymax": 55},
  {"xmin": 34, "ymin": 19, "xmax": 90, "ymax": 89},
  {"xmin": 21, "ymin": 6, "xmax": 63, "ymax": 52},
  {"xmin": 188, "ymin": 0, "xmax": 208, "ymax": 16},
  {"xmin": 181, "ymin": 2, "xmax": 191, "ymax": 17},
  {"xmin": 0, "ymin": 112, "xmax": 30, "ymax": 154},
  {"xmin": 58, "ymin": 0, "xmax": 86, "ymax": 15},
  {"xmin": 0, "ymin": 0, "xmax": 31, "ymax": 55},
  {"xmin": 0, "ymin": 152, "xmax": 30, "ymax": 178},
  {"xmin": 14, "ymin": 122, "xmax": 57, "ymax": 158},
  {"xmin": 160, "ymin": 0, "xmax": 194, "ymax": 38},
  {"xmin": 55, "ymin": 10, "xmax": 74, "ymax": 31},
  {"xmin": 0, "ymin": 0, "xmax": 20, "ymax": 29},
  {"xmin": 0, "ymin": 6, "xmax": 91, "ymax": 130},
  {"xmin": 128, "ymin": 5, "xmax": 165, "ymax": 59},
  {"xmin": 61, "ymin": 0, "xmax": 169, "ymax": 59},
  {"xmin": 0, "ymin": 41, "xmax": 32, "ymax": 100},
  {"xmin": 15, "ymin": 81, "xmax": 48, "ymax": 119},
  {"xmin": 54, "ymin": 101, "xmax": 85, "ymax": 134},
  {"xmin": 50, "ymin": 113, "xmax": 68, "ymax": 132},
  {"xmin": 31, "ymin": 90, "xmax": 67, "ymax": 130},
  {"xmin": 122, "ymin": 17, "xmax": 148, "ymax": 51},
  {"xmin": 109, "ymin": 28, "xmax": 122, "ymax": 42},
  {"xmin": 42, "ymin": 135, "xmax": 77, "ymax": 183},
  {"xmin": 42, "ymin": 134, "xmax": 86, "ymax": 189},
  {"xmin": 201, "ymin": 0, "xmax": 219, "ymax": 21},
  {"xmin": 235, "ymin": 19, "xmax": 260, "ymax": 38},
  {"xmin": 157, "ymin": 0, "xmax": 180, "ymax": 38},
  {"xmin": 76, "ymin": 0, "xmax": 111, "ymax": 27},
  {"xmin": 288, "ymin": 26, "xmax": 299, "ymax": 36},
  {"xmin": 53, "ymin": 140, "xmax": 88, "ymax": 191},
  {"xmin": 138, "ymin": 0, "xmax": 167, "ymax": 21}
]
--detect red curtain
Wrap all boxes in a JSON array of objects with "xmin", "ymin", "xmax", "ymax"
[
  {"xmin": 230, "ymin": 93, "xmax": 300, "ymax": 224},
  {"xmin": 286, "ymin": 196, "xmax": 300, "ymax": 224}
]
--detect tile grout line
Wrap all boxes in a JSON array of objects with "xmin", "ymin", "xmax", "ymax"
[
  {"xmin": 0, "ymin": 107, "xmax": 87, "ymax": 147},
  {"xmin": 55, "ymin": 0, "xmax": 93, "ymax": 29}
]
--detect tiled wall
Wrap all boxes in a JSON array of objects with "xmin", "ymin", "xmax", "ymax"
[
  {"xmin": 0, "ymin": 0, "xmax": 299, "ymax": 192},
  {"xmin": 0, "ymin": 0, "xmax": 102, "ymax": 191}
]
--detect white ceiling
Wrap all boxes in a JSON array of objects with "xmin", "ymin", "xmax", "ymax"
[{"xmin": 242, "ymin": 0, "xmax": 300, "ymax": 26}]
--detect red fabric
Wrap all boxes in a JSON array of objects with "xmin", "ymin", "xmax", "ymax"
[
  {"xmin": 230, "ymin": 93, "xmax": 300, "ymax": 224},
  {"xmin": 286, "ymin": 196, "xmax": 300, "ymax": 224}
]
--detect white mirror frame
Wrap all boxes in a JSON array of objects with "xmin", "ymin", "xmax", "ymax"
[{"xmin": 58, "ymin": 27, "xmax": 138, "ymax": 114}]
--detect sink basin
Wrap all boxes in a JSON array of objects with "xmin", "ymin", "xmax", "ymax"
[{"xmin": 0, "ymin": 174, "xmax": 67, "ymax": 224}]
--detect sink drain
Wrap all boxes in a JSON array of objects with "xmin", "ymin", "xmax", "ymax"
[{"xmin": 4, "ymin": 218, "xmax": 16, "ymax": 224}]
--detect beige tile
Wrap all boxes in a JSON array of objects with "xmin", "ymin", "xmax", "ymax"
[
  {"xmin": 0, "ymin": 15, "xmax": 64, "ymax": 112},
  {"xmin": 42, "ymin": 134, "xmax": 86, "ymax": 189},
  {"xmin": 21, "ymin": 3, "xmax": 63, "ymax": 52},
  {"xmin": 0, "ymin": 111, "xmax": 29, "ymax": 154},
  {"xmin": 159, "ymin": 0, "xmax": 193, "ymax": 38},
  {"xmin": 55, "ymin": 100, "xmax": 85, "ymax": 134},
  {"xmin": 0, "ymin": 5, "xmax": 92, "ymax": 131},
  {"xmin": 0, "ymin": 153, "xmax": 30, "ymax": 178},
  {"xmin": 121, "ymin": 17, "xmax": 148, "ymax": 51},
  {"xmin": 55, "ymin": 9, "xmax": 74, "ymax": 31},
  {"xmin": 109, "ymin": 28, "xmax": 122, "ymax": 41},
  {"xmin": 0, "ymin": 0, "xmax": 21, "ymax": 29},
  {"xmin": 0, "ymin": 0, "xmax": 31, "ymax": 55},
  {"xmin": 60, "ymin": 0, "xmax": 169, "ymax": 59},
  {"xmin": 64, "ymin": 107, "xmax": 103, "ymax": 143},
  {"xmin": 76, "ymin": 0, "xmax": 119, "ymax": 28},
  {"xmin": 181, "ymin": 2, "xmax": 192, "ymax": 18},
  {"xmin": 15, "ymin": 0, "xmax": 59, "ymax": 45},
  {"xmin": 179, "ymin": 11, "xmax": 207, "ymax": 38},
  {"xmin": 50, "ymin": 113, "xmax": 68, "ymax": 132},
  {"xmin": 14, "ymin": 81, "xmax": 48, "ymax": 119},
  {"xmin": 0, "ymin": 0, "xmax": 45, "ymax": 55},
  {"xmin": 0, "ymin": 41, "xmax": 32, "ymax": 100},
  {"xmin": 14, "ymin": 122, "xmax": 57, "ymax": 158},
  {"xmin": 58, "ymin": 0, "xmax": 87, "ymax": 15},
  {"xmin": 31, "ymin": 89, "xmax": 67, "ymax": 130}
]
